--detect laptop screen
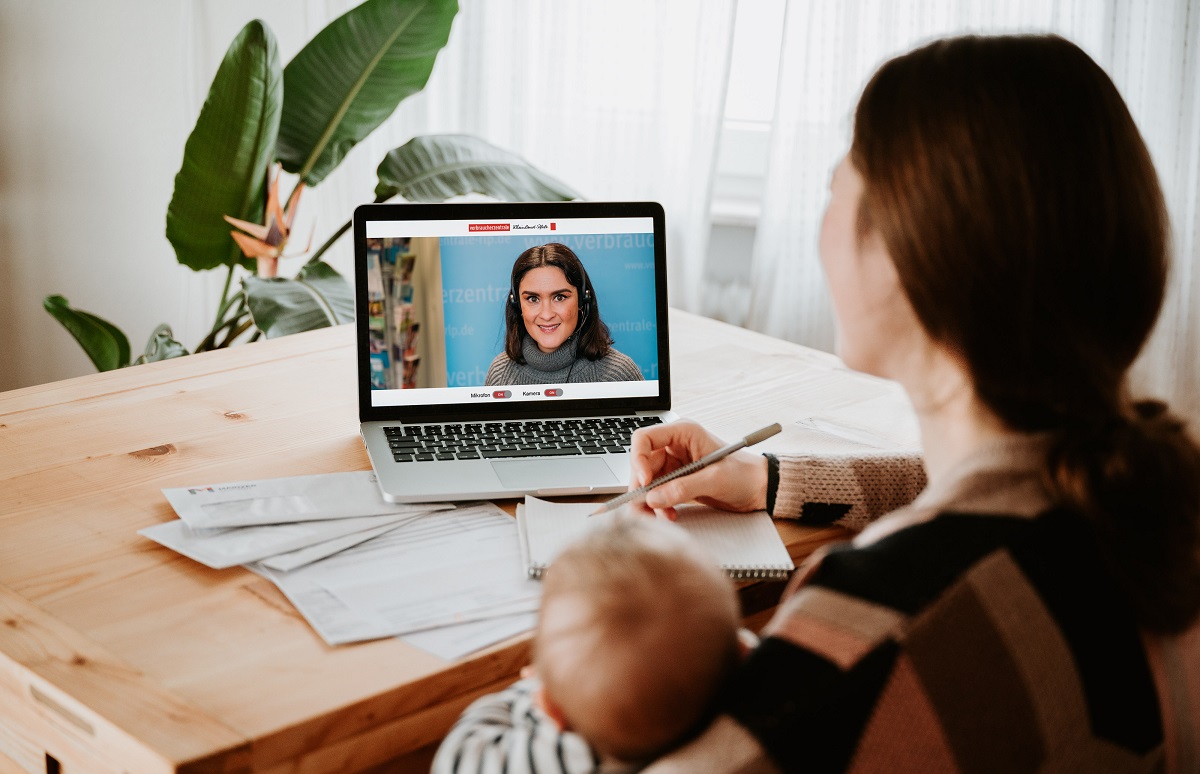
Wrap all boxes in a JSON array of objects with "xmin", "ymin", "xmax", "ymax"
[{"xmin": 354, "ymin": 201, "xmax": 670, "ymax": 422}]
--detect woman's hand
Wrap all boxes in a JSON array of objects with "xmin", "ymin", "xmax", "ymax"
[{"xmin": 628, "ymin": 419, "xmax": 769, "ymax": 520}]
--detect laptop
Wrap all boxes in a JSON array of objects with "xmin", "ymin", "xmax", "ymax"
[{"xmin": 353, "ymin": 201, "xmax": 676, "ymax": 503}]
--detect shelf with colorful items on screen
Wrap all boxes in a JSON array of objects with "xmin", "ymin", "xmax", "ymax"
[{"xmin": 365, "ymin": 237, "xmax": 420, "ymax": 390}]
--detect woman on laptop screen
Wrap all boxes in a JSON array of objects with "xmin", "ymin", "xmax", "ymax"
[{"xmin": 485, "ymin": 242, "xmax": 644, "ymax": 386}]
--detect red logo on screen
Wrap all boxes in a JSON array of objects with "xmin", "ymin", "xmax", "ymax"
[
  {"xmin": 550, "ymin": 222, "xmax": 556, "ymax": 230},
  {"xmin": 469, "ymin": 223, "xmax": 510, "ymax": 232}
]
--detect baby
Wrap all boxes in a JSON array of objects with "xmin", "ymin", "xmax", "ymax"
[{"xmin": 433, "ymin": 516, "xmax": 744, "ymax": 773}]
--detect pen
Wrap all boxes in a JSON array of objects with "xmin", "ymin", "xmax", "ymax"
[{"xmin": 590, "ymin": 422, "xmax": 782, "ymax": 515}]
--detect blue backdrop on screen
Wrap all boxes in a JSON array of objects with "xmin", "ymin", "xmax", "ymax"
[{"xmin": 440, "ymin": 234, "xmax": 658, "ymax": 387}]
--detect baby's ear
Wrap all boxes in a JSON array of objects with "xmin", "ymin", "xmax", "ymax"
[
  {"xmin": 533, "ymin": 683, "xmax": 571, "ymax": 731},
  {"xmin": 736, "ymin": 627, "xmax": 760, "ymax": 657}
]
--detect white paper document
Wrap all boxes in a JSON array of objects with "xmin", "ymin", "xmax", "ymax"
[
  {"xmin": 163, "ymin": 471, "xmax": 451, "ymax": 530},
  {"xmin": 404, "ymin": 611, "xmax": 538, "ymax": 662},
  {"xmin": 257, "ymin": 518, "xmax": 421, "ymax": 572},
  {"xmin": 140, "ymin": 513, "xmax": 424, "ymax": 570},
  {"xmin": 796, "ymin": 390, "xmax": 921, "ymax": 451},
  {"xmin": 254, "ymin": 502, "xmax": 541, "ymax": 649}
]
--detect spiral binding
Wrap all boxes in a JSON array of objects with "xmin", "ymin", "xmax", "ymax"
[
  {"xmin": 726, "ymin": 565, "xmax": 792, "ymax": 580},
  {"xmin": 529, "ymin": 564, "xmax": 788, "ymax": 581}
]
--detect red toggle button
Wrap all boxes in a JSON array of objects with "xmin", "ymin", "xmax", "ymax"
[
  {"xmin": 493, "ymin": 390, "xmax": 511, "ymax": 399},
  {"xmin": 545, "ymin": 388, "xmax": 562, "ymax": 397}
]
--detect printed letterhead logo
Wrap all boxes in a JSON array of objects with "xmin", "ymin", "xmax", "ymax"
[{"xmin": 186, "ymin": 484, "xmax": 253, "ymax": 495}]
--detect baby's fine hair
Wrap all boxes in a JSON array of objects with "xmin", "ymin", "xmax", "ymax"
[{"xmin": 536, "ymin": 517, "xmax": 741, "ymax": 761}]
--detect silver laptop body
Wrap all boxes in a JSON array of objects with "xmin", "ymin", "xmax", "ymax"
[{"xmin": 354, "ymin": 201, "xmax": 675, "ymax": 503}]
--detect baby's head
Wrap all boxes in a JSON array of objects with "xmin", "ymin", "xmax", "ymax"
[{"xmin": 534, "ymin": 517, "xmax": 740, "ymax": 763}]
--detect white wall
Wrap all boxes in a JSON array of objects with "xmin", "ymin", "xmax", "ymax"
[{"xmin": 0, "ymin": 1, "xmax": 362, "ymax": 391}]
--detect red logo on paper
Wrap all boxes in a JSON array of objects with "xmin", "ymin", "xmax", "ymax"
[{"xmin": 469, "ymin": 223, "xmax": 510, "ymax": 232}]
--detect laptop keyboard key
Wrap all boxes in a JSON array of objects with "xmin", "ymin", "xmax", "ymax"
[{"xmin": 482, "ymin": 447, "xmax": 581, "ymax": 459}]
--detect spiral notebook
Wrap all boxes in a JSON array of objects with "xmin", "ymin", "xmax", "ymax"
[{"xmin": 517, "ymin": 496, "xmax": 795, "ymax": 580}]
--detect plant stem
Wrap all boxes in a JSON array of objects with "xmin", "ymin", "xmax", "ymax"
[
  {"xmin": 306, "ymin": 219, "xmax": 351, "ymax": 265},
  {"xmin": 195, "ymin": 296, "xmax": 247, "ymax": 352},
  {"xmin": 287, "ymin": 180, "xmax": 304, "ymax": 211},
  {"xmin": 208, "ymin": 263, "xmax": 237, "ymax": 336},
  {"xmin": 218, "ymin": 318, "xmax": 254, "ymax": 349},
  {"xmin": 305, "ymin": 193, "xmax": 391, "ymax": 265}
]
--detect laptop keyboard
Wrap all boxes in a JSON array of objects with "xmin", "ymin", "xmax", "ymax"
[{"xmin": 383, "ymin": 416, "xmax": 663, "ymax": 462}]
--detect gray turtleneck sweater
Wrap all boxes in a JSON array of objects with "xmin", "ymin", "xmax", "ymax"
[{"xmin": 484, "ymin": 337, "xmax": 644, "ymax": 385}]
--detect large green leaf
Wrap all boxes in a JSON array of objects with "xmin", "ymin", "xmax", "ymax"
[
  {"xmin": 277, "ymin": 0, "xmax": 458, "ymax": 186},
  {"xmin": 166, "ymin": 20, "xmax": 282, "ymax": 271},
  {"xmin": 374, "ymin": 134, "xmax": 582, "ymax": 201},
  {"xmin": 43, "ymin": 295, "xmax": 131, "ymax": 372},
  {"xmin": 243, "ymin": 261, "xmax": 355, "ymax": 339},
  {"xmin": 134, "ymin": 324, "xmax": 189, "ymax": 365}
]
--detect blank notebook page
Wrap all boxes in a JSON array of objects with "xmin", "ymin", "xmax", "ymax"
[{"xmin": 521, "ymin": 496, "xmax": 794, "ymax": 579}]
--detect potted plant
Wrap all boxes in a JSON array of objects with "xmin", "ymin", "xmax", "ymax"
[{"xmin": 45, "ymin": 0, "xmax": 577, "ymax": 371}]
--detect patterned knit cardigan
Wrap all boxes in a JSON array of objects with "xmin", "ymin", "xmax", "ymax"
[{"xmin": 643, "ymin": 436, "xmax": 1200, "ymax": 774}]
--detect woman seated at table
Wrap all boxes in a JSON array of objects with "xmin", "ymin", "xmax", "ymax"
[
  {"xmin": 485, "ymin": 243, "xmax": 644, "ymax": 386},
  {"xmin": 624, "ymin": 34, "xmax": 1200, "ymax": 772}
]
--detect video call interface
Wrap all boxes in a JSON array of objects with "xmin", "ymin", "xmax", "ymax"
[{"xmin": 364, "ymin": 216, "xmax": 660, "ymax": 408}]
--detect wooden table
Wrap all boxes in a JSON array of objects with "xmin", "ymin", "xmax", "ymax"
[{"xmin": 0, "ymin": 310, "xmax": 913, "ymax": 773}]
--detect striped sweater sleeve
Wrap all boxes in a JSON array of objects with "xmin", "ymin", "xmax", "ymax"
[
  {"xmin": 765, "ymin": 451, "xmax": 925, "ymax": 532},
  {"xmin": 432, "ymin": 678, "xmax": 600, "ymax": 774}
]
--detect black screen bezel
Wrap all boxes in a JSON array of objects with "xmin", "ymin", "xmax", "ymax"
[{"xmin": 355, "ymin": 201, "xmax": 671, "ymax": 423}]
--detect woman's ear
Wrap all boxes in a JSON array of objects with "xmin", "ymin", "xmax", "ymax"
[{"xmin": 533, "ymin": 683, "xmax": 571, "ymax": 731}]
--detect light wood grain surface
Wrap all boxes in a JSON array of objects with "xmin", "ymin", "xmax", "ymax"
[{"xmin": 0, "ymin": 309, "xmax": 912, "ymax": 773}]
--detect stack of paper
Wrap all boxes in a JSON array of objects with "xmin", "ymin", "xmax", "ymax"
[
  {"xmin": 141, "ymin": 471, "xmax": 450, "ymax": 570},
  {"xmin": 140, "ymin": 472, "xmax": 540, "ymax": 659}
]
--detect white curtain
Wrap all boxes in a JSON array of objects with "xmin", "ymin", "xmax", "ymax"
[
  {"xmin": 744, "ymin": 0, "xmax": 1200, "ymax": 421},
  {"xmin": 298, "ymin": 0, "xmax": 737, "ymax": 313}
]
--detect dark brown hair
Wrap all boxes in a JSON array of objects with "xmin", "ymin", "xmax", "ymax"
[
  {"xmin": 504, "ymin": 242, "xmax": 613, "ymax": 363},
  {"xmin": 851, "ymin": 34, "xmax": 1200, "ymax": 632}
]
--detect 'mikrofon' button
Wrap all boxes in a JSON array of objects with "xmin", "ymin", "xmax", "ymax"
[{"xmin": 493, "ymin": 390, "xmax": 511, "ymax": 399}]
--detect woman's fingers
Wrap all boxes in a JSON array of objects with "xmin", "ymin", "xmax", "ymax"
[
  {"xmin": 626, "ymin": 419, "xmax": 766, "ymax": 517},
  {"xmin": 632, "ymin": 447, "xmax": 771, "ymax": 515},
  {"xmin": 642, "ymin": 461, "xmax": 724, "ymax": 511},
  {"xmin": 629, "ymin": 420, "xmax": 722, "ymax": 487}
]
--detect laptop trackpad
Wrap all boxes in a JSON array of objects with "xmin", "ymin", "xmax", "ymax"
[{"xmin": 491, "ymin": 458, "xmax": 618, "ymax": 490}]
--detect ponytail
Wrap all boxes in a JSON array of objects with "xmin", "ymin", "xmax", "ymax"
[{"xmin": 1044, "ymin": 400, "xmax": 1200, "ymax": 633}]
